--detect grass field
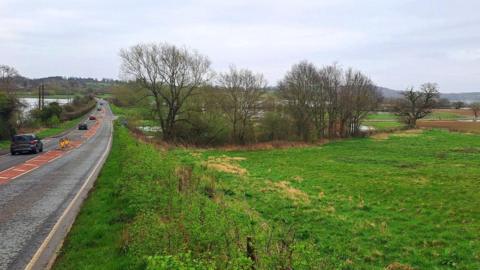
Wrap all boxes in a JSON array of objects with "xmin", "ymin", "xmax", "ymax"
[
  {"xmin": 110, "ymin": 103, "xmax": 152, "ymax": 120},
  {"xmin": 55, "ymin": 125, "xmax": 480, "ymax": 269},
  {"xmin": 362, "ymin": 121, "xmax": 404, "ymax": 131},
  {"xmin": 366, "ymin": 112, "xmax": 398, "ymax": 121}
]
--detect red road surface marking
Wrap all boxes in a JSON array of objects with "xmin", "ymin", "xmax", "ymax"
[
  {"xmin": 0, "ymin": 150, "xmax": 64, "ymax": 184},
  {"xmin": 69, "ymin": 141, "xmax": 82, "ymax": 148},
  {"xmin": 0, "ymin": 113, "xmax": 104, "ymax": 185}
]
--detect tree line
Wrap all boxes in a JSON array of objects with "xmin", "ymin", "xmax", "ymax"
[{"xmin": 118, "ymin": 42, "xmax": 383, "ymax": 145}]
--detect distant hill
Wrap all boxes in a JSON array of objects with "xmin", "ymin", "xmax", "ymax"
[
  {"xmin": 11, "ymin": 76, "xmax": 119, "ymax": 95},
  {"xmin": 377, "ymin": 86, "xmax": 480, "ymax": 103},
  {"xmin": 376, "ymin": 87, "xmax": 402, "ymax": 99},
  {"xmin": 439, "ymin": 92, "xmax": 480, "ymax": 103}
]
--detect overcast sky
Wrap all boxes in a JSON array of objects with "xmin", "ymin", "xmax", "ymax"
[{"xmin": 1, "ymin": 0, "xmax": 479, "ymax": 92}]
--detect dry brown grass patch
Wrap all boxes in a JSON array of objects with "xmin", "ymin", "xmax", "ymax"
[
  {"xmin": 433, "ymin": 108, "xmax": 473, "ymax": 116},
  {"xmin": 392, "ymin": 129, "xmax": 423, "ymax": 137},
  {"xmin": 417, "ymin": 120, "xmax": 480, "ymax": 134},
  {"xmin": 385, "ymin": 262, "xmax": 415, "ymax": 270},
  {"xmin": 262, "ymin": 180, "xmax": 310, "ymax": 205},
  {"xmin": 292, "ymin": 175, "xmax": 304, "ymax": 182},
  {"xmin": 371, "ymin": 133, "xmax": 390, "ymax": 140},
  {"xmin": 219, "ymin": 140, "xmax": 329, "ymax": 151},
  {"xmin": 205, "ymin": 155, "xmax": 247, "ymax": 175}
]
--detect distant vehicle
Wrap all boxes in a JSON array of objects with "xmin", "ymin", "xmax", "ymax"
[
  {"xmin": 78, "ymin": 123, "xmax": 88, "ymax": 130},
  {"xmin": 10, "ymin": 134, "xmax": 43, "ymax": 155},
  {"xmin": 89, "ymin": 115, "xmax": 96, "ymax": 120},
  {"xmin": 97, "ymin": 107, "xmax": 102, "ymax": 111},
  {"xmin": 99, "ymin": 102, "xmax": 104, "ymax": 106}
]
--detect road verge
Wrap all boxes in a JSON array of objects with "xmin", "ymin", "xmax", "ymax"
[{"xmin": 24, "ymin": 121, "xmax": 113, "ymax": 270}]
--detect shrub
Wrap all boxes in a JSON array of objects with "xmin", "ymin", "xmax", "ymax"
[
  {"xmin": 0, "ymin": 93, "xmax": 19, "ymax": 139},
  {"xmin": 258, "ymin": 111, "xmax": 293, "ymax": 141},
  {"xmin": 47, "ymin": 115, "xmax": 60, "ymax": 127}
]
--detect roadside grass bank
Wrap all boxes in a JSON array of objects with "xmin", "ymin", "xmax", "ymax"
[
  {"xmin": 53, "ymin": 124, "xmax": 132, "ymax": 269},
  {"xmin": 55, "ymin": 126, "xmax": 480, "ymax": 269},
  {"xmin": 54, "ymin": 124, "xmax": 265, "ymax": 269}
]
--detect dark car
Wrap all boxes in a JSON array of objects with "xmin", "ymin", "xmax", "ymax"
[
  {"xmin": 78, "ymin": 123, "xmax": 88, "ymax": 130},
  {"xmin": 10, "ymin": 134, "xmax": 43, "ymax": 155},
  {"xmin": 89, "ymin": 115, "xmax": 96, "ymax": 120},
  {"xmin": 97, "ymin": 107, "xmax": 102, "ymax": 111}
]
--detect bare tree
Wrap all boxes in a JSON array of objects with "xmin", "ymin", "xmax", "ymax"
[
  {"xmin": 395, "ymin": 83, "xmax": 439, "ymax": 128},
  {"xmin": 452, "ymin": 101, "xmax": 465, "ymax": 110},
  {"xmin": 339, "ymin": 69, "xmax": 381, "ymax": 136},
  {"xmin": 120, "ymin": 43, "xmax": 211, "ymax": 140},
  {"xmin": 279, "ymin": 61, "xmax": 320, "ymax": 141},
  {"xmin": 471, "ymin": 102, "xmax": 480, "ymax": 122},
  {"xmin": 279, "ymin": 62, "xmax": 381, "ymax": 140},
  {"xmin": 0, "ymin": 65, "xmax": 19, "ymax": 94},
  {"xmin": 319, "ymin": 64, "xmax": 343, "ymax": 138},
  {"xmin": 218, "ymin": 66, "xmax": 266, "ymax": 144}
]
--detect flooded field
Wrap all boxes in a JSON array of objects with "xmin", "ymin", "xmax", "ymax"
[{"xmin": 19, "ymin": 98, "xmax": 70, "ymax": 115}]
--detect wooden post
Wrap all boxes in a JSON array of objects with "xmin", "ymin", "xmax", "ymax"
[{"xmin": 246, "ymin": 236, "xmax": 257, "ymax": 269}]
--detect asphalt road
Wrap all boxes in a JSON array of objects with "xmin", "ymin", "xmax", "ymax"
[{"xmin": 0, "ymin": 102, "xmax": 113, "ymax": 270}]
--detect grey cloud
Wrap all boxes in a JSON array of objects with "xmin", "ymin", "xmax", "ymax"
[{"xmin": 0, "ymin": 0, "xmax": 479, "ymax": 92}]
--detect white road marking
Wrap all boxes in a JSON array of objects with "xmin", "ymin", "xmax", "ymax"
[{"xmin": 25, "ymin": 112, "xmax": 112, "ymax": 270}]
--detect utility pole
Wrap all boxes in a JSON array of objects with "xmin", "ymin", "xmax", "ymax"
[
  {"xmin": 42, "ymin": 84, "xmax": 45, "ymax": 109},
  {"xmin": 38, "ymin": 84, "xmax": 45, "ymax": 109},
  {"xmin": 38, "ymin": 85, "xmax": 41, "ymax": 109}
]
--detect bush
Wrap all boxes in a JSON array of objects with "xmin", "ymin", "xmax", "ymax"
[
  {"xmin": 174, "ymin": 112, "xmax": 231, "ymax": 146},
  {"xmin": 47, "ymin": 115, "xmax": 60, "ymax": 127},
  {"xmin": 0, "ymin": 93, "xmax": 19, "ymax": 139},
  {"xmin": 258, "ymin": 111, "xmax": 293, "ymax": 141},
  {"xmin": 31, "ymin": 102, "xmax": 62, "ymax": 124},
  {"xmin": 60, "ymin": 98, "xmax": 96, "ymax": 121}
]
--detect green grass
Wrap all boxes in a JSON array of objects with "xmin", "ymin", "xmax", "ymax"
[
  {"xmin": 363, "ymin": 121, "xmax": 405, "ymax": 130},
  {"xmin": 56, "ymin": 127, "xmax": 480, "ymax": 269},
  {"xmin": 201, "ymin": 130, "xmax": 480, "ymax": 269},
  {"xmin": 364, "ymin": 113, "xmax": 404, "ymax": 131},
  {"xmin": 366, "ymin": 112, "xmax": 398, "ymax": 121},
  {"xmin": 54, "ymin": 126, "xmax": 132, "ymax": 269},
  {"xmin": 110, "ymin": 104, "xmax": 150, "ymax": 119},
  {"xmin": 96, "ymin": 93, "xmax": 112, "ymax": 99},
  {"xmin": 55, "ymin": 125, "xmax": 257, "ymax": 269}
]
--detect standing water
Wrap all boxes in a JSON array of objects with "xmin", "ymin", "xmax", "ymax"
[{"xmin": 19, "ymin": 98, "xmax": 70, "ymax": 116}]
